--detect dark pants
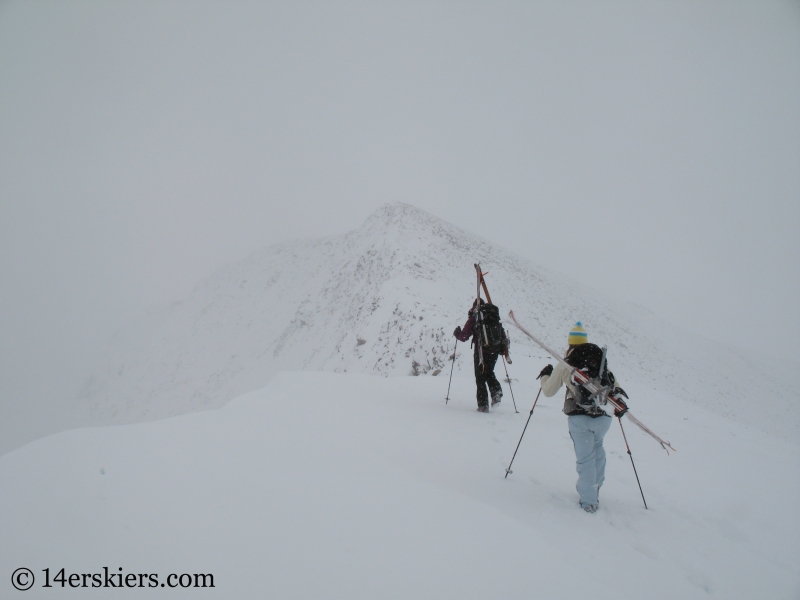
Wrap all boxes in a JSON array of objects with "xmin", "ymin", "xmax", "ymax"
[{"xmin": 473, "ymin": 347, "xmax": 502, "ymax": 407}]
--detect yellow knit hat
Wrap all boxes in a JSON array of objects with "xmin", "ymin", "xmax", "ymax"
[{"xmin": 568, "ymin": 322, "xmax": 588, "ymax": 345}]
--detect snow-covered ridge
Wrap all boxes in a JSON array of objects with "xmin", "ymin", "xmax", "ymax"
[
  {"xmin": 78, "ymin": 203, "xmax": 796, "ymax": 439},
  {"xmin": 6, "ymin": 372, "xmax": 798, "ymax": 599}
]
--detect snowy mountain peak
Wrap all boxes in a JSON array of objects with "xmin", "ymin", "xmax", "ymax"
[
  {"xmin": 358, "ymin": 202, "xmax": 429, "ymax": 233},
  {"xmin": 78, "ymin": 204, "xmax": 796, "ymax": 441},
  {"xmin": 359, "ymin": 202, "xmax": 451, "ymax": 236}
]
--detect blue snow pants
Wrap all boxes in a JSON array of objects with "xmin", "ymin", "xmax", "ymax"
[{"xmin": 568, "ymin": 414, "xmax": 612, "ymax": 507}]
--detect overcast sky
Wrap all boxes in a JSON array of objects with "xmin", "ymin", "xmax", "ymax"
[{"xmin": 1, "ymin": 0, "xmax": 798, "ymax": 444}]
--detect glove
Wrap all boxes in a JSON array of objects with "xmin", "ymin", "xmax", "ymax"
[
  {"xmin": 612, "ymin": 386, "xmax": 628, "ymax": 399},
  {"xmin": 613, "ymin": 397, "xmax": 629, "ymax": 418},
  {"xmin": 453, "ymin": 326, "xmax": 462, "ymax": 338},
  {"xmin": 537, "ymin": 364, "xmax": 553, "ymax": 379}
]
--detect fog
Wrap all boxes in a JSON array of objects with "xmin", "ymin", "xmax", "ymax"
[{"xmin": 1, "ymin": 1, "xmax": 798, "ymax": 453}]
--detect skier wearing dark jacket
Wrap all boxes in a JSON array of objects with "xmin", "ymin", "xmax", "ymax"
[{"xmin": 453, "ymin": 298, "xmax": 503, "ymax": 413}]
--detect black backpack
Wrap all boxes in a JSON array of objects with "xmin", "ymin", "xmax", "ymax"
[
  {"xmin": 476, "ymin": 303, "xmax": 508, "ymax": 352},
  {"xmin": 565, "ymin": 343, "xmax": 615, "ymax": 407}
]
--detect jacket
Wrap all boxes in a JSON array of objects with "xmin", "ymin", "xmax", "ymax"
[
  {"xmin": 540, "ymin": 361, "xmax": 615, "ymax": 418},
  {"xmin": 455, "ymin": 308, "xmax": 477, "ymax": 344}
]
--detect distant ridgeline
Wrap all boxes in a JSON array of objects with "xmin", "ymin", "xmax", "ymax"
[{"xmin": 78, "ymin": 203, "xmax": 796, "ymax": 440}]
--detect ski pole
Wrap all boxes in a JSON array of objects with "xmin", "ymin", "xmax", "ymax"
[
  {"xmin": 504, "ymin": 388, "xmax": 541, "ymax": 478},
  {"xmin": 500, "ymin": 355, "xmax": 518, "ymax": 413},
  {"xmin": 445, "ymin": 339, "xmax": 458, "ymax": 404},
  {"xmin": 618, "ymin": 416, "xmax": 648, "ymax": 509}
]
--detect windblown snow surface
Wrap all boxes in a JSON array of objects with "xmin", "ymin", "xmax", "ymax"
[
  {"xmin": 2, "ymin": 372, "xmax": 798, "ymax": 598},
  {"xmin": 2, "ymin": 204, "xmax": 798, "ymax": 597}
]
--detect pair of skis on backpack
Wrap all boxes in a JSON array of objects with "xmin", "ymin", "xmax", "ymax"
[
  {"xmin": 508, "ymin": 310, "xmax": 675, "ymax": 454},
  {"xmin": 473, "ymin": 263, "xmax": 511, "ymax": 369}
]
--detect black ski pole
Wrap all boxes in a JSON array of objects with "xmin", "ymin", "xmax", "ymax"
[
  {"xmin": 445, "ymin": 339, "xmax": 458, "ymax": 404},
  {"xmin": 504, "ymin": 388, "xmax": 541, "ymax": 478},
  {"xmin": 500, "ymin": 355, "xmax": 518, "ymax": 413},
  {"xmin": 618, "ymin": 416, "xmax": 648, "ymax": 509}
]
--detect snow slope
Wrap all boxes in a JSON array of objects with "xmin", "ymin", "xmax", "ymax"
[
  {"xmin": 2, "ymin": 371, "xmax": 798, "ymax": 599},
  {"xmin": 77, "ymin": 203, "xmax": 796, "ymax": 440}
]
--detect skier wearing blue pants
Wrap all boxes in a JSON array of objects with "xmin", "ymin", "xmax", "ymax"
[
  {"xmin": 566, "ymin": 414, "xmax": 612, "ymax": 510},
  {"xmin": 537, "ymin": 323, "xmax": 627, "ymax": 513}
]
